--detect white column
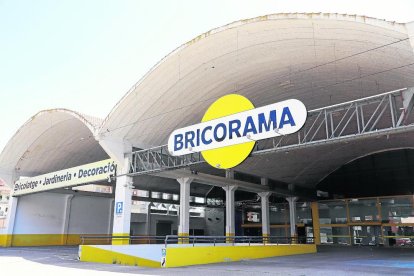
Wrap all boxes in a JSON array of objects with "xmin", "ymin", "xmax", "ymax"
[
  {"xmin": 1, "ymin": 170, "xmax": 18, "ymax": 247},
  {"xmin": 286, "ymin": 197, "xmax": 298, "ymax": 241},
  {"xmin": 2, "ymin": 196, "xmax": 18, "ymax": 247},
  {"xmin": 259, "ymin": 192, "xmax": 272, "ymax": 239},
  {"xmin": 223, "ymin": 185, "xmax": 237, "ymax": 236},
  {"xmin": 146, "ymin": 202, "xmax": 153, "ymax": 235},
  {"xmin": 112, "ymin": 155, "xmax": 133, "ymax": 245},
  {"xmin": 108, "ymin": 199, "xmax": 114, "ymax": 235},
  {"xmin": 177, "ymin": 177, "xmax": 193, "ymax": 238},
  {"xmin": 61, "ymin": 194, "xmax": 74, "ymax": 245}
]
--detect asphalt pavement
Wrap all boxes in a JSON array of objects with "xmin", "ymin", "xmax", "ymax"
[{"xmin": 0, "ymin": 245, "xmax": 413, "ymax": 275}]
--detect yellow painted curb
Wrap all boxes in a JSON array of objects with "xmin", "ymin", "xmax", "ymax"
[
  {"xmin": 165, "ymin": 244, "xmax": 316, "ymax": 267},
  {"xmin": 79, "ymin": 244, "xmax": 316, "ymax": 268},
  {"xmin": 80, "ymin": 245, "xmax": 160, "ymax": 268}
]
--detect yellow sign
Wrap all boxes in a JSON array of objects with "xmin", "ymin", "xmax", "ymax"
[{"xmin": 201, "ymin": 94, "xmax": 255, "ymax": 169}]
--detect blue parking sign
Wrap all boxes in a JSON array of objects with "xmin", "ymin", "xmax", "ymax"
[{"xmin": 115, "ymin": 202, "xmax": 123, "ymax": 214}]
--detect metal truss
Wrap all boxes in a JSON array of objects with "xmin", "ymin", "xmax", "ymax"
[
  {"xmin": 129, "ymin": 145, "xmax": 203, "ymax": 175},
  {"xmin": 129, "ymin": 88, "xmax": 414, "ymax": 176},
  {"xmin": 254, "ymin": 87, "xmax": 414, "ymax": 155}
]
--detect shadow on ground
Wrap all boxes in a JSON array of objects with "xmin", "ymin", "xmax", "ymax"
[{"xmin": 0, "ymin": 245, "xmax": 414, "ymax": 275}]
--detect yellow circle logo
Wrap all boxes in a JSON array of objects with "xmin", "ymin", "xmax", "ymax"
[{"xmin": 201, "ymin": 94, "xmax": 255, "ymax": 169}]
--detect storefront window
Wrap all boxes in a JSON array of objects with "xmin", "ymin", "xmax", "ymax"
[
  {"xmin": 348, "ymin": 198, "xmax": 379, "ymax": 222},
  {"xmin": 318, "ymin": 200, "xmax": 348, "ymax": 224},
  {"xmin": 380, "ymin": 196, "xmax": 413, "ymax": 223},
  {"xmin": 382, "ymin": 225, "xmax": 414, "ymax": 246},
  {"xmin": 270, "ymin": 203, "xmax": 289, "ymax": 225},
  {"xmin": 320, "ymin": 226, "xmax": 350, "ymax": 245},
  {"xmin": 296, "ymin": 202, "xmax": 312, "ymax": 225}
]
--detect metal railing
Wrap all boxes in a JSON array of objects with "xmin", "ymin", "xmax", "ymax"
[
  {"xmin": 163, "ymin": 235, "xmax": 310, "ymax": 247},
  {"xmin": 80, "ymin": 235, "xmax": 313, "ymax": 247},
  {"xmin": 80, "ymin": 235, "xmax": 166, "ymax": 245},
  {"xmin": 127, "ymin": 88, "xmax": 414, "ymax": 176}
]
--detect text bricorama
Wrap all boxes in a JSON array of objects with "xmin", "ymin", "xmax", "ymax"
[{"xmin": 168, "ymin": 99, "xmax": 307, "ymax": 155}]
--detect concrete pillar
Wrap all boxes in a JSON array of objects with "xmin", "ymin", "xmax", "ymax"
[
  {"xmin": 286, "ymin": 197, "xmax": 298, "ymax": 242},
  {"xmin": 177, "ymin": 177, "xmax": 193, "ymax": 242},
  {"xmin": 146, "ymin": 202, "xmax": 153, "ymax": 236},
  {"xmin": 99, "ymin": 137, "xmax": 132, "ymax": 245},
  {"xmin": 1, "ymin": 196, "xmax": 18, "ymax": 247},
  {"xmin": 108, "ymin": 199, "xmax": 114, "ymax": 236},
  {"xmin": 112, "ymin": 155, "xmax": 133, "ymax": 245},
  {"xmin": 258, "ymin": 192, "xmax": 272, "ymax": 242},
  {"xmin": 223, "ymin": 185, "xmax": 237, "ymax": 237},
  {"xmin": 62, "ymin": 194, "xmax": 74, "ymax": 245},
  {"xmin": 0, "ymin": 170, "xmax": 18, "ymax": 247}
]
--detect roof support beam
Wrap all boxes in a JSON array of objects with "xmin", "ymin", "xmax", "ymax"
[
  {"xmin": 153, "ymin": 169, "xmax": 299, "ymax": 196},
  {"xmin": 128, "ymin": 88, "xmax": 412, "ymax": 177}
]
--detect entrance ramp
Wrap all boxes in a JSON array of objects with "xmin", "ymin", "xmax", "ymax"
[
  {"xmin": 79, "ymin": 244, "xmax": 163, "ymax": 267},
  {"xmin": 79, "ymin": 243, "xmax": 316, "ymax": 268}
]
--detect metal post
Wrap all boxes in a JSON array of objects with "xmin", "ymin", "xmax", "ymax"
[
  {"xmin": 389, "ymin": 94, "xmax": 396, "ymax": 127},
  {"xmin": 356, "ymin": 105, "xmax": 361, "ymax": 133},
  {"xmin": 324, "ymin": 110, "xmax": 329, "ymax": 138}
]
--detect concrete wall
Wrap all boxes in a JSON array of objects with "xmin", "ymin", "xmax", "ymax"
[
  {"xmin": 68, "ymin": 195, "xmax": 113, "ymax": 235},
  {"xmin": 10, "ymin": 192, "xmax": 113, "ymax": 246},
  {"xmin": 130, "ymin": 207, "xmax": 224, "ymax": 236},
  {"xmin": 204, "ymin": 207, "xmax": 224, "ymax": 236},
  {"xmin": 13, "ymin": 192, "xmax": 69, "ymax": 235},
  {"xmin": 3, "ymin": 190, "xmax": 225, "ymax": 247}
]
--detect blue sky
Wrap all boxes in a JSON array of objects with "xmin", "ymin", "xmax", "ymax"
[{"xmin": 1, "ymin": 0, "xmax": 414, "ymax": 153}]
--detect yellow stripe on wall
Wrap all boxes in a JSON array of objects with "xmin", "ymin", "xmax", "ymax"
[
  {"xmin": 0, "ymin": 234, "xmax": 12, "ymax": 247},
  {"xmin": 12, "ymin": 234, "xmax": 64, "ymax": 246},
  {"xmin": 0, "ymin": 234, "xmax": 112, "ymax": 247}
]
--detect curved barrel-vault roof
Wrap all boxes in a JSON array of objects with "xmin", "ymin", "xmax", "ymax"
[
  {"xmin": 100, "ymin": 13, "xmax": 414, "ymax": 144},
  {"xmin": 99, "ymin": 13, "xmax": 414, "ymax": 188},
  {"xmin": 2, "ymin": 13, "xmax": 414, "ymax": 191},
  {"xmin": 0, "ymin": 109, "xmax": 108, "ymax": 187}
]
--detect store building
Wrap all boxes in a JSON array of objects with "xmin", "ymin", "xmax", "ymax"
[{"xmin": 0, "ymin": 13, "xmax": 414, "ymax": 248}]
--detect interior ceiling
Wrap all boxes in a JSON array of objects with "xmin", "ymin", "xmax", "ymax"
[
  {"xmin": 235, "ymin": 131, "xmax": 414, "ymax": 188},
  {"xmin": 318, "ymin": 149, "xmax": 414, "ymax": 197},
  {"xmin": 100, "ymin": 14, "xmax": 414, "ymax": 190},
  {"xmin": 15, "ymin": 119, "xmax": 108, "ymax": 176}
]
